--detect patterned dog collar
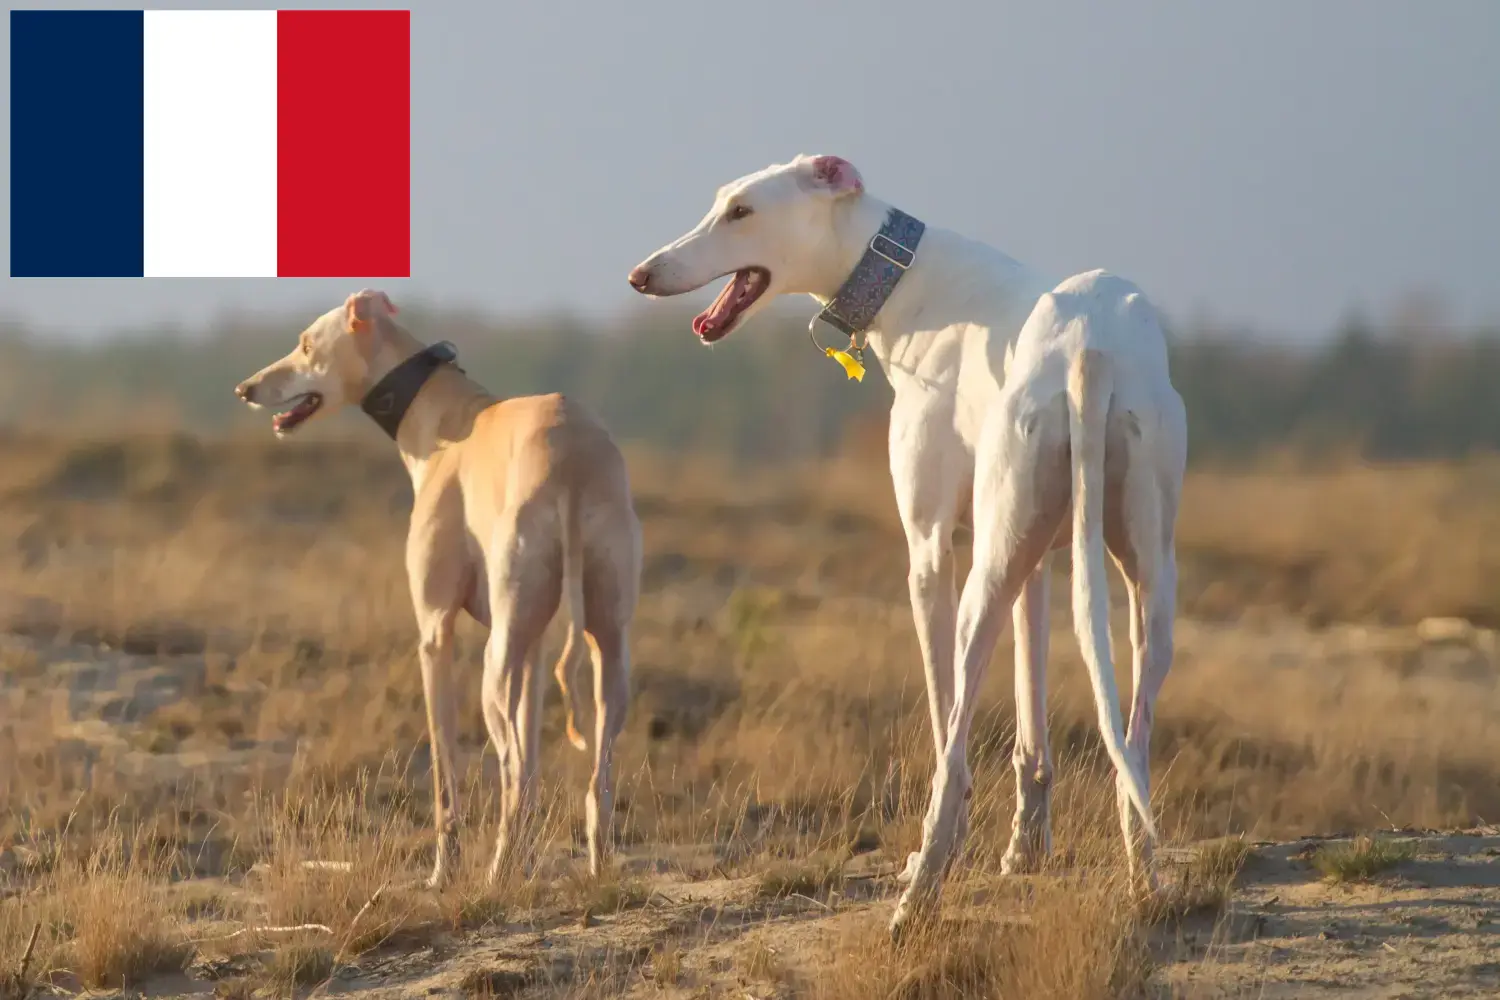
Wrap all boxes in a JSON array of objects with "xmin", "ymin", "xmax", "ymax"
[{"xmin": 811, "ymin": 207, "xmax": 925, "ymax": 337}]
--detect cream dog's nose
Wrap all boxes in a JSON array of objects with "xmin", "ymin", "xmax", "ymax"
[{"xmin": 627, "ymin": 265, "xmax": 652, "ymax": 293}]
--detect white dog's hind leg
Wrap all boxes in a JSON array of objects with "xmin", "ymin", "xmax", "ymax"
[
  {"xmin": 1112, "ymin": 479, "xmax": 1178, "ymax": 888},
  {"xmin": 1001, "ymin": 560, "xmax": 1054, "ymax": 875},
  {"xmin": 1105, "ymin": 402, "xmax": 1182, "ymax": 891},
  {"xmin": 1117, "ymin": 553, "xmax": 1175, "ymax": 889}
]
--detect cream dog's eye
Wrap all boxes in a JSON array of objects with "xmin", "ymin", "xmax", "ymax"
[{"xmin": 726, "ymin": 204, "xmax": 753, "ymax": 221}]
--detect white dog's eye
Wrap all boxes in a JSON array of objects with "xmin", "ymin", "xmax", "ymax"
[
  {"xmin": 726, "ymin": 203, "xmax": 753, "ymax": 222},
  {"xmin": 300, "ymin": 338, "xmax": 311, "ymax": 356}
]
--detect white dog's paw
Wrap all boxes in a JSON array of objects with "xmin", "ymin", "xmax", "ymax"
[
  {"xmin": 888, "ymin": 886, "xmax": 939, "ymax": 943},
  {"xmin": 1000, "ymin": 845, "xmax": 1043, "ymax": 876},
  {"xmin": 895, "ymin": 850, "xmax": 921, "ymax": 884}
]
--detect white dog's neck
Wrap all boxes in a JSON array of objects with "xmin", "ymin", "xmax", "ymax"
[
  {"xmin": 807, "ymin": 193, "xmax": 1048, "ymax": 386},
  {"xmin": 804, "ymin": 193, "xmax": 893, "ymax": 309}
]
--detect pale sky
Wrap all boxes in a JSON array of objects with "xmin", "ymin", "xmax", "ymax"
[{"xmin": 4, "ymin": 0, "xmax": 1498, "ymax": 340}]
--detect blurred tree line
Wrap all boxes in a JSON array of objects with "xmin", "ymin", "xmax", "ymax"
[{"xmin": 1, "ymin": 301, "xmax": 1497, "ymax": 466}]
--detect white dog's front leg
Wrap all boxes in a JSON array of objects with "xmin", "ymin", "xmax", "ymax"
[
  {"xmin": 891, "ymin": 399, "xmax": 1066, "ymax": 939},
  {"xmin": 895, "ymin": 527, "xmax": 960, "ymax": 887},
  {"xmin": 889, "ymin": 405, "xmax": 967, "ymax": 761},
  {"xmin": 888, "ymin": 410, "xmax": 967, "ymax": 886},
  {"xmin": 892, "ymin": 557, "xmax": 1013, "ymax": 934},
  {"xmin": 891, "ymin": 540, "xmax": 1019, "ymax": 936},
  {"xmin": 906, "ymin": 531, "xmax": 957, "ymax": 755}
]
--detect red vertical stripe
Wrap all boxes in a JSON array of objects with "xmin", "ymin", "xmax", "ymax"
[{"xmin": 277, "ymin": 9, "xmax": 410, "ymax": 277}]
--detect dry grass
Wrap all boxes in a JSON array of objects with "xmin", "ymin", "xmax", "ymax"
[
  {"xmin": 558, "ymin": 870, "xmax": 654, "ymax": 919},
  {"xmin": 5, "ymin": 432, "xmax": 1500, "ymax": 995},
  {"xmin": 736, "ymin": 937, "xmax": 785, "ymax": 983},
  {"xmin": 441, "ymin": 882, "xmax": 510, "ymax": 933},
  {"xmin": 1310, "ymin": 835, "xmax": 1420, "ymax": 883},
  {"xmin": 0, "ymin": 826, "xmax": 190, "ymax": 992},
  {"xmin": 460, "ymin": 966, "xmax": 535, "ymax": 998},
  {"xmin": 812, "ymin": 875, "xmax": 1150, "ymax": 1000},
  {"xmin": 211, "ymin": 977, "xmax": 257, "ymax": 1000},
  {"xmin": 251, "ymin": 782, "xmax": 432, "ymax": 956},
  {"xmin": 645, "ymin": 941, "xmax": 684, "ymax": 987},
  {"xmin": 0, "ymin": 923, "xmax": 42, "ymax": 1000},
  {"xmin": 1146, "ymin": 836, "xmax": 1254, "ymax": 923},
  {"xmin": 266, "ymin": 941, "xmax": 335, "ymax": 989},
  {"xmin": 63, "ymin": 851, "xmax": 191, "ymax": 988},
  {"xmin": 755, "ymin": 853, "xmax": 848, "ymax": 901}
]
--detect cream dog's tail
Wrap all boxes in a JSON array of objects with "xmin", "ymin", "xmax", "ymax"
[{"xmin": 553, "ymin": 488, "xmax": 590, "ymax": 752}]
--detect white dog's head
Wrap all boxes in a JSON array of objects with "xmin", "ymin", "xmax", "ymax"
[
  {"xmin": 234, "ymin": 289, "xmax": 400, "ymax": 436},
  {"xmin": 627, "ymin": 154, "xmax": 866, "ymax": 342}
]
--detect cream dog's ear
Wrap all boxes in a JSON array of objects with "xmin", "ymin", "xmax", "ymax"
[{"xmin": 344, "ymin": 288, "xmax": 398, "ymax": 333}]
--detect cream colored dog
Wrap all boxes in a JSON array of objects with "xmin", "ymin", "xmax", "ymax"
[{"xmin": 235, "ymin": 289, "xmax": 642, "ymax": 887}]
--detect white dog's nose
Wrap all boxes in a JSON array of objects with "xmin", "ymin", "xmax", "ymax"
[
  {"xmin": 234, "ymin": 380, "xmax": 254, "ymax": 402},
  {"xmin": 627, "ymin": 265, "xmax": 652, "ymax": 293}
]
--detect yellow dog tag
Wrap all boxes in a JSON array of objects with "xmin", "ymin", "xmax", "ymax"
[{"xmin": 826, "ymin": 347, "xmax": 866, "ymax": 382}]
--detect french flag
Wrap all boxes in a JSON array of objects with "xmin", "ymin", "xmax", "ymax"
[{"xmin": 10, "ymin": 9, "xmax": 410, "ymax": 278}]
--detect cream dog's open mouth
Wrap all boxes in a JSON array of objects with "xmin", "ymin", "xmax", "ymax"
[{"xmin": 271, "ymin": 393, "xmax": 323, "ymax": 435}]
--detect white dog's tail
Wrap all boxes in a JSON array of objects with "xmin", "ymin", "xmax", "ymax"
[
  {"xmin": 554, "ymin": 488, "xmax": 590, "ymax": 752},
  {"xmin": 1066, "ymin": 348, "xmax": 1157, "ymax": 840}
]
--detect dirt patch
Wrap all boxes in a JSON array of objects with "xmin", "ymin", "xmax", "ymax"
[{"xmin": 1157, "ymin": 833, "xmax": 1500, "ymax": 999}]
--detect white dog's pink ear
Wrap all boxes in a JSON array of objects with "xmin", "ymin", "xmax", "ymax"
[
  {"xmin": 799, "ymin": 155, "xmax": 864, "ymax": 197},
  {"xmin": 344, "ymin": 289, "xmax": 398, "ymax": 333}
]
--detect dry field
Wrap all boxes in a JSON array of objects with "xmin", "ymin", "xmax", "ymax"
[{"xmin": 4, "ymin": 431, "xmax": 1500, "ymax": 998}]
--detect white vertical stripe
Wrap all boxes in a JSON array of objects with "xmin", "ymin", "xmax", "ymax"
[{"xmin": 143, "ymin": 10, "xmax": 278, "ymax": 278}]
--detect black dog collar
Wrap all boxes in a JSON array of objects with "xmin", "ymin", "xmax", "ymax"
[{"xmin": 359, "ymin": 341, "xmax": 463, "ymax": 440}]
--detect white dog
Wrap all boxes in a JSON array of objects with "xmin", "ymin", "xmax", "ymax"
[{"xmin": 628, "ymin": 155, "xmax": 1186, "ymax": 934}]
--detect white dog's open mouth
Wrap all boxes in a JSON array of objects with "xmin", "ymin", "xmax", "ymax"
[
  {"xmin": 271, "ymin": 393, "xmax": 323, "ymax": 435},
  {"xmin": 693, "ymin": 267, "xmax": 770, "ymax": 343}
]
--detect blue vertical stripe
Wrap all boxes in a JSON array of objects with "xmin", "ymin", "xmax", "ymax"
[{"xmin": 10, "ymin": 10, "xmax": 145, "ymax": 278}]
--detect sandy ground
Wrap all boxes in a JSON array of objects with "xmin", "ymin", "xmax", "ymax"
[
  {"xmin": 313, "ymin": 832, "xmax": 1500, "ymax": 999},
  {"xmin": 11, "ymin": 830, "xmax": 1499, "ymax": 998},
  {"xmin": 1158, "ymin": 834, "xmax": 1500, "ymax": 999},
  {"xmin": 6, "ymin": 611, "xmax": 1500, "ymax": 998}
]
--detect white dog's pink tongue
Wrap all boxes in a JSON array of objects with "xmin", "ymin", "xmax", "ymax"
[{"xmin": 693, "ymin": 271, "xmax": 748, "ymax": 338}]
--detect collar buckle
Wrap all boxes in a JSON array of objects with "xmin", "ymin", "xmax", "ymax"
[
  {"xmin": 869, "ymin": 232, "xmax": 916, "ymax": 270},
  {"xmin": 805, "ymin": 206, "xmax": 925, "ymax": 381}
]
